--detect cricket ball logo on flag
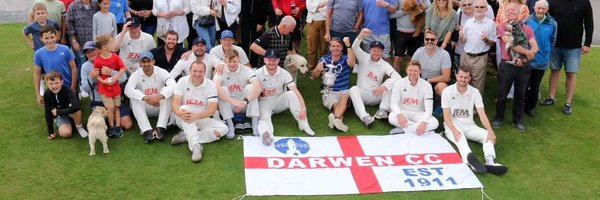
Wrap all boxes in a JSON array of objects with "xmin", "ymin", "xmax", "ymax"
[{"xmin": 274, "ymin": 138, "xmax": 310, "ymax": 156}]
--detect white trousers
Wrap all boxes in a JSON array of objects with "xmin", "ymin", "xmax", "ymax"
[
  {"xmin": 130, "ymin": 98, "xmax": 173, "ymax": 133},
  {"xmin": 444, "ymin": 123, "xmax": 496, "ymax": 163},
  {"xmin": 388, "ymin": 110, "xmax": 439, "ymax": 133},
  {"xmin": 218, "ymin": 85, "xmax": 259, "ymax": 120},
  {"xmin": 349, "ymin": 86, "xmax": 391, "ymax": 119},
  {"xmin": 176, "ymin": 117, "xmax": 228, "ymax": 151},
  {"xmin": 258, "ymin": 91, "xmax": 307, "ymax": 137}
]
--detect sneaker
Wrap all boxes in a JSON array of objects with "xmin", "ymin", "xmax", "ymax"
[
  {"xmin": 191, "ymin": 143, "xmax": 204, "ymax": 162},
  {"xmin": 142, "ymin": 130, "xmax": 154, "ymax": 143},
  {"xmin": 491, "ymin": 119, "xmax": 503, "ymax": 129},
  {"xmin": 80, "ymin": 90, "xmax": 89, "ymax": 98},
  {"xmin": 114, "ymin": 126, "xmax": 124, "ymax": 138},
  {"xmin": 243, "ymin": 122, "xmax": 253, "ymax": 134},
  {"xmin": 327, "ymin": 113, "xmax": 335, "ymax": 129},
  {"xmin": 525, "ymin": 109, "xmax": 536, "ymax": 117},
  {"xmin": 333, "ymin": 118, "xmax": 349, "ymax": 132},
  {"xmin": 539, "ymin": 98, "xmax": 555, "ymax": 106},
  {"xmin": 467, "ymin": 153, "xmax": 487, "ymax": 174},
  {"xmin": 234, "ymin": 123, "xmax": 245, "ymax": 134},
  {"xmin": 299, "ymin": 122, "xmax": 315, "ymax": 136},
  {"xmin": 389, "ymin": 127, "xmax": 405, "ymax": 135},
  {"xmin": 362, "ymin": 116, "xmax": 374, "ymax": 128},
  {"xmin": 261, "ymin": 132, "xmax": 273, "ymax": 146},
  {"xmin": 485, "ymin": 163, "xmax": 509, "ymax": 175},
  {"xmin": 512, "ymin": 122, "xmax": 526, "ymax": 133},
  {"xmin": 374, "ymin": 109, "xmax": 389, "ymax": 119},
  {"xmin": 76, "ymin": 126, "xmax": 88, "ymax": 138},
  {"xmin": 563, "ymin": 103, "xmax": 572, "ymax": 115},
  {"xmin": 171, "ymin": 131, "xmax": 187, "ymax": 145},
  {"xmin": 107, "ymin": 127, "xmax": 117, "ymax": 137},
  {"xmin": 155, "ymin": 127, "xmax": 166, "ymax": 140}
]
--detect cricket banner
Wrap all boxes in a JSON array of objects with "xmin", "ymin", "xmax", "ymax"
[{"xmin": 243, "ymin": 133, "xmax": 483, "ymax": 196}]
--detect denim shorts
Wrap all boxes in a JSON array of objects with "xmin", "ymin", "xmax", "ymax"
[
  {"xmin": 550, "ymin": 47, "xmax": 581, "ymax": 73},
  {"xmin": 55, "ymin": 115, "xmax": 72, "ymax": 127}
]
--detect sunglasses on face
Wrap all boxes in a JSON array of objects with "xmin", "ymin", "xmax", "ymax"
[
  {"xmin": 462, "ymin": 3, "xmax": 472, "ymax": 6},
  {"xmin": 425, "ymin": 38, "xmax": 436, "ymax": 42},
  {"xmin": 474, "ymin": 6, "xmax": 486, "ymax": 9}
]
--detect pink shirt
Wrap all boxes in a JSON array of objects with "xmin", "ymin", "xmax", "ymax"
[{"xmin": 496, "ymin": 22, "xmax": 535, "ymax": 61}]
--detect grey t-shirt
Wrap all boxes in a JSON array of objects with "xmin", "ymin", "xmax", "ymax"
[
  {"xmin": 93, "ymin": 11, "xmax": 117, "ymax": 39},
  {"xmin": 328, "ymin": 0, "xmax": 362, "ymax": 33},
  {"xmin": 411, "ymin": 46, "xmax": 451, "ymax": 80}
]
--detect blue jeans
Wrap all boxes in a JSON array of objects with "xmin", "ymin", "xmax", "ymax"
[
  {"xmin": 330, "ymin": 30, "xmax": 357, "ymax": 44},
  {"xmin": 550, "ymin": 47, "xmax": 581, "ymax": 73},
  {"xmin": 141, "ymin": 24, "xmax": 157, "ymax": 36},
  {"xmin": 194, "ymin": 21, "xmax": 216, "ymax": 52}
]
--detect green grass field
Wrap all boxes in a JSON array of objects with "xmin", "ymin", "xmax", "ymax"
[{"xmin": 1, "ymin": 23, "xmax": 598, "ymax": 199}]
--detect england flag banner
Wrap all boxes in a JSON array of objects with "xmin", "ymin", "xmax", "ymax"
[{"xmin": 243, "ymin": 133, "xmax": 483, "ymax": 196}]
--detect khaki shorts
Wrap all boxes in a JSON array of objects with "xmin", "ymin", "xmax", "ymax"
[
  {"xmin": 101, "ymin": 95, "xmax": 121, "ymax": 108},
  {"xmin": 322, "ymin": 90, "xmax": 349, "ymax": 110}
]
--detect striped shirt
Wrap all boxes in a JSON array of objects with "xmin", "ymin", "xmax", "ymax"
[
  {"xmin": 67, "ymin": 0, "xmax": 99, "ymax": 47},
  {"xmin": 318, "ymin": 54, "xmax": 351, "ymax": 91},
  {"xmin": 254, "ymin": 26, "xmax": 292, "ymax": 67}
]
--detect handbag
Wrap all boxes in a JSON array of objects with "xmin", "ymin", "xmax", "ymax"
[{"xmin": 196, "ymin": 0, "xmax": 216, "ymax": 27}]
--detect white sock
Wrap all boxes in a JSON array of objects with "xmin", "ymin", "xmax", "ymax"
[
  {"xmin": 76, "ymin": 124, "xmax": 88, "ymax": 138},
  {"xmin": 252, "ymin": 117, "xmax": 259, "ymax": 129},
  {"xmin": 485, "ymin": 155, "xmax": 495, "ymax": 165},
  {"xmin": 226, "ymin": 119, "xmax": 234, "ymax": 134}
]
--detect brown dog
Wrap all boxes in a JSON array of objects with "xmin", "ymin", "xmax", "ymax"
[
  {"xmin": 402, "ymin": 0, "xmax": 426, "ymax": 37},
  {"xmin": 87, "ymin": 107, "xmax": 109, "ymax": 156}
]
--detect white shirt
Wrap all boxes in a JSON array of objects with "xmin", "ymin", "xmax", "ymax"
[
  {"xmin": 153, "ymin": 0, "xmax": 191, "ymax": 43},
  {"xmin": 255, "ymin": 66, "xmax": 295, "ymax": 101},
  {"xmin": 174, "ymin": 76, "xmax": 218, "ymax": 114},
  {"xmin": 390, "ymin": 77, "xmax": 434, "ymax": 121},
  {"xmin": 352, "ymin": 37, "xmax": 401, "ymax": 90},
  {"xmin": 170, "ymin": 53, "xmax": 224, "ymax": 80},
  {"xmin": 119, "ymin": 32, "xmax": 157, "ymax": 74},
  {"xmin": 462, "ymin": 17, "xmax": 496, "ymax": 54},
  {"xmin": 441, "ymin": 84, "xmax": 484, "ymax": 126},
  {"xmin": 124, "ymin": 66, "xmax": 177, "ymax": 101},
  {"xmin": 209, "ymin": 45, "xmax": 250, "ymax": 65},
  {"xmin": 213, "ymin": 64, "xmax": 257, "ymax": 99},
  {"xmin": 217, "ymin": 0, "xmax": 241, "ymax": 28},
  {"xmin": 306, "ymin": 0, "xmax": 328, "ymax": 23}
]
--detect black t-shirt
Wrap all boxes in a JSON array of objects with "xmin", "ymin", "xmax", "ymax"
[
  {"xmin": 129, "ymin": 0, "xmax": 157, "ymax": 26},
  {"xmin": 150, "ymin": 45, "xmax": 187, "ymax": 72}
]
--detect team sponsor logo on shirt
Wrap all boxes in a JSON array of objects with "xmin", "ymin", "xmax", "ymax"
[
  {"xmin": 402, "ymin": 97, "xmax": 419, "ymax": 105},
  {"xmin": 228, "ymin": 84, "xmax": 242, "ymax": 92},
  {"xmin": 144, "ymin": 88, "xmax": 159, "ymax": 95},
  {"xmin": 127, "ymin": 52, "xmax": 140, "ymax": 60},
  {"xmin": 367, "ymin": 71, "xmax": 378, "ymax": 82},
  {"xmin": 185, "ymin": 99, "xmax": 204, "ymax": 106},
  {"xmin": 452, "ymin": 109, "xmax": 470, "ymax": 118}
]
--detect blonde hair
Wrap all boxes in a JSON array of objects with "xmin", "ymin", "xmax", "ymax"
[
  {"xmin": 224, "ymin": 49, "xmax": 239, "ymax": 61},
  {"xmin": 433, "ymin": 0, "xmax": 455, "ymax": 19},
  {"xmin": 502, "ymin": 0, "xmax": 524, "ymax": 4},
  {"xmin": 95, "ymin": 35, "xmax": 112, "ymax": 50},
  {"xmin": 32, "ymin": 3, "xmax": 47, "ymax": 12}
]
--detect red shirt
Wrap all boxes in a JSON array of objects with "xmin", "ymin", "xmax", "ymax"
[
  {"xmin": 94, "ymin": 53, "xmax": 125, "ymax": 97},
  {"xmin": 60, "ymin": 0, "xmax": 75, "ymax": 10},
  {"xmin": 272, "ymin": 0, "xmax": 306, "ymax": 19}
]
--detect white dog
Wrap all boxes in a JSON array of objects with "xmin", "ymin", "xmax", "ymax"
[
  {"xmin": 87, "ymin": 107, "xmax": 109, "ymax": 156},
  {"xmin": 285, "ymin": 54, "xmax": 309, "ymax": 77}
]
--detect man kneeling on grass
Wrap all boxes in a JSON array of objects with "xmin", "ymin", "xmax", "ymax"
[
  {"xmin": 171, "ymin": 61, "xmax": 229, "ymax": 162},
  {"xmin": 441, "ymin": 67, "xmax": 508, "ymax": 175},
  {"xmin": 43, "ymin": 71, "xmax": 88, "ymax": 140}
]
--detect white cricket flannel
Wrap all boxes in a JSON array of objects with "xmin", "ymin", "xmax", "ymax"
[
  {"xmin": 119, "ymin": 32, "xmax": 157, "ymax": 74},
  {"xmin": 462, "ymin": 17, "xmax": 497, "ymax": 54},
  {"xmin": 173, "ymin": 76, "xmax": 218, "ymax": 114},
  {"xmin": 209, "ymin": 45, "xmax": 250, "ymax": 65},
  {"xmin": 352, "ymin": 37, "xmax": 400, "ymax": 91},
  {"xmin": 441, "ymin": 84, "xmax": 484, "ymax": 126},
  {"xmin": 170, "ymin": 53, "xmax": 224, "ymax": 80},
  {"xmin": 124, "ymin": 66, "xmax": 177, "ymax": 101},
  {"xmin": 255, "ymin": 66, "xmax": 295, "ymax": 101},
  {"xmin": 390, "ymin": 77, "xmax": 434, "ymax": 122},
  {"xmin": 213, "ymin": 64, "xmax": 258, "ymax": 99}
]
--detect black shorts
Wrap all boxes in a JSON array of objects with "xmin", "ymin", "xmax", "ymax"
[
  {"xmin": 394, "ymin": 31, "xmax": 424, "ymax": 57},
  {"xmin": 290, "ymin": 18, "xmax": 303, "ymax": 42}
]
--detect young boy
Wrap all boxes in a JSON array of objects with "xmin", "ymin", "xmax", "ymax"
[
  {"xmin": 44, "ymin": 71, "xmax": 88, "ymax": 140},
  {"xmin": 93, "ymin": 0, "xmax": 117, "ymax": 39},
  {"xmin": 24, "ymin": 3, "xmax": 60, "ymax": 51},
  {"xmin": 34, "ymin": 25, "xmax": 77, "ymax": 105},
  {"xmin": 94, "ymin": 34, "xmax": 126, "ymax": 137}
]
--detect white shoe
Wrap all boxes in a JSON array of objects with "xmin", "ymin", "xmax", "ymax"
[
  {"xmin": 299, "ymin": 122, "xmax": 315, "ymax": 136},
  {"xmin": 327, "ymin": 113, "xmax": 335, "ymax": 129},
  {"xmin": 362, "ymin": 116, "xmax": 374, "ymax": 128},
  {"xmin": 77, "ymin": 126, "xmax": 89, "ymax": 138},
  {"xmin": 333, "ymin": 118, "xmax": 348, "ymax": 132},
  {"xmin": 80, "ymin": 90, "xmax": 90, "ymax": 98},
  {"xmin": 389, "ymin": 127, "xmax": 405, "ymax": 135},
  {"xmin": 374, "ymin": 109, "xmax": 389, "ymax": 119},
  {"xmin": 171, "ymin": 131, "xmax": 187, "ymax": 145},
  {"xmin": 191, "ymin": 143, "xmax": 203, "ymax": 162}
]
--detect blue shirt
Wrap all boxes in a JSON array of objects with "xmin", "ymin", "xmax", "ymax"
[
  {"xmin": 34, "ymin": 44, "xmax": 75, "ymax": 86},
  {"xmin": 362, "ymin": 0, "xmax": 397, "ymax": 34},
  {"xmin": 318, "ymin": 54, "xmax": 351, "ymax": 91},
  {"xmin": 23, "ymin": 20, "xmax": 60, "ymax": 51},
  {"xmin": 525, "ymin": 13, "xmax": 557, "ymax": 69},
  {"xmin": 110, "ymin": 0, "xmax": 129, "ymax": 24}
]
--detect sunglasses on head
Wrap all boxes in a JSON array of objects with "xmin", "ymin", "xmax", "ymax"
[{"xmin": 425, "ymin": 38, "xmax": 436, "ymax": 42}]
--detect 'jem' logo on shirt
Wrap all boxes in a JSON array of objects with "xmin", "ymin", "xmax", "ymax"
[
  {"xmin": 144, "ymin": 88, "xmax": 159, "ymax": 95},
  {"xmin": 367, "ymin": 71, "xmax": 378, "ymax": 81},
  {"xmin": 452, "ymin": 109, "xmax": 470, "ymax": 118},
  {"xmin": 402, "ymin": 97, "xmax": 419, "ymax": 105},
  {"xmin": 228, "ymin": 84, "xmax": 242, "ymax": 92},
  {"xmin": 185, "ymin": 99, "xmax": 204, "ymax": 106},
  {"xmin": 127, "ymin": 52, "xmax": 140, "ymax": 60}
]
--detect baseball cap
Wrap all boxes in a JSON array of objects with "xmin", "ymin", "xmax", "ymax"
[
  {"xmin": 192, "ymin": 37, "xmax": 206, "ymax": 45},
  {"xmin": 264, "ymin": 50, "xmax": 280, "ymax": 59},
  {"xmin": 140, "ymin": 51, "xmax": 154, "ymax": 60},
  {"xmin": 220, "ymin": 30, "xmax": 234, "ymax": 39},
  {"xmin": 370, "ymin": 41, "xmax": 385, "ymax": 49},
  {"xmin": 127, "ymin": 17, "xmax": 141, "ymax": 27},
  {"xmin": 82, "ymin": 41, "xmax": 96, "ymax": 52}
]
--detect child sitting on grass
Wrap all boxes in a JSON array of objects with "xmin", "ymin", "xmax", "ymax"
[
  {"xmin": 44, "ymin": 71, "xmax": 88, "ymax": 140},
  {"xmin": 94, "ymin": 34, "xmax": 126, "ymax": 137}
]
